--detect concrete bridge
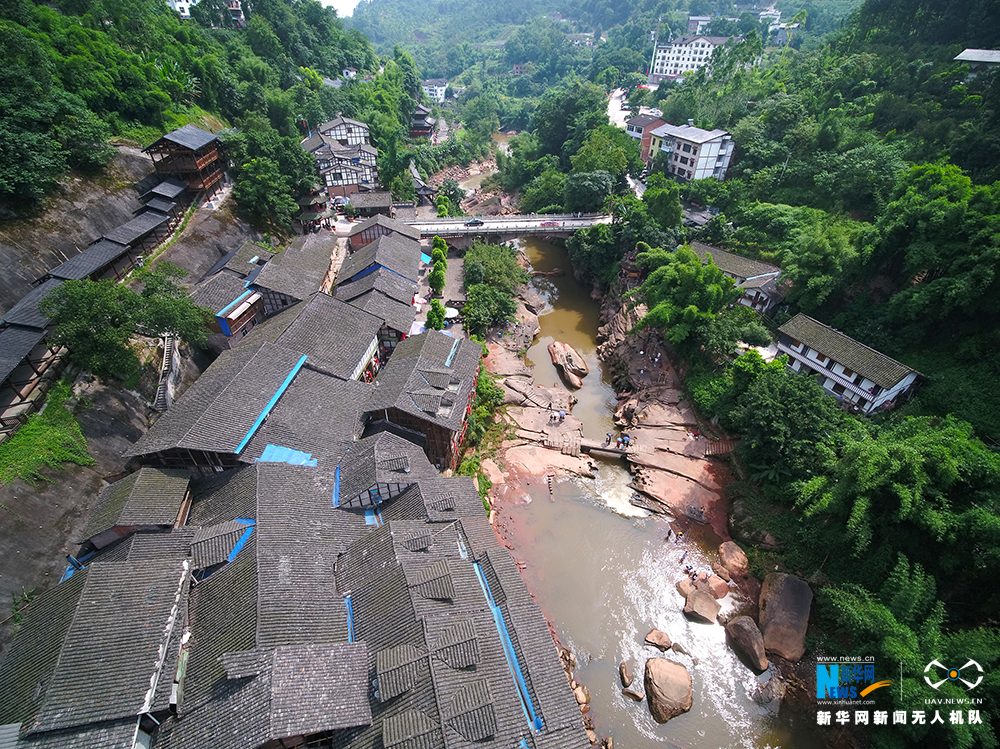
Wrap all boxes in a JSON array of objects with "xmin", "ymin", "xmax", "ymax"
[{"xmin": 405, "ymin": 214, "xmax": 610, "ymax": 245}]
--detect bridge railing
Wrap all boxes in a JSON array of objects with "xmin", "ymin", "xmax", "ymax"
[{"xmin": 404, "ymin": 212, "xmax": 606, "ymax": 225}]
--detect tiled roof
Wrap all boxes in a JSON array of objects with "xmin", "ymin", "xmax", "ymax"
[
  {"xmin": 625, "ymin": 114, "xmax": 662, "ymax": 128},
  {"xmin": 336, "ymin": 431, "xmax": 435, "ymax": 509},
  {"xmin": 239, "ymin": 367, "xmax": 370, "ymax": 469},
  {"xmin": 778, "ymin": 313, "xmax": 919, "ymax": 388},
  {"xmin": 187, "ymin": 271, "xmax": 251, "ymax": 313},
  {"xmin": 339, "ymin": 233, "xmax": 422, "ymax": 285},
  {"xmin": 191, "ymin": 520, "xmax": 249, "ymax": 568},
  {"xmin": 123, "ymin": 342, "xmax": 307, "ymax": 458},
  {"xmin": 0, "ymin": 571, "xmax": 89, "ymax": 727},
  {"xmin": 146, "ymin": 124, "xmax": 219, "ymax": 152},
  {"xmin": 26, "ymin": 559, "xmax": 190, "ymax": 734},
  {"xmin": 336, "ymin": 265, "xmax": 418, "ymax": 306},
  {"xmin": 252, "ymin": 238, "xmax": 332, "ymax": 300},
  {"xmin": 0, "ymin": 325, "xmax": 46, "ymax": 385},
  {"xmin": 955, "ymin": 48, "xmax": 1000, "ymax": 64},
  {"xmin": 144, "ymin": 177, "xmax": 188, "ymax": 200},
  {"xmin": 366, "ymin": 331, "xmax": 481, "ymax": 432},
  {"xmin": 318, "ymin": 115, "xmax": 369, "ymax": 133},
  {"xmin": 201, "ymin": 241, "xmax": 274, "ymax": 281},
  {"xmin": 350, "ymin": 191, "xmax": 393, "ymax": 208},
  {"xmin": 349, "ymin": 289, "xmax": 417, "ymax": 335},
  {"xmin": 649, "ymin": 122, "xmax": 730, "ymax": 144},
  {"xmin": 259, "ymin": 292, "xmax": 383, "ymax": 380},
  {"xmin": 45, "ymin": 240, "xmax": 130, "ymax": 282},
  {"xmin": 102, "ymin": 211, "xmax": 169, "ymax": 246},
  {"xmin": 138, "ymin": 196, "xmax": 177, "ymax": 215},
  {"xmin": 79, "ymin": 467, "xmax": 190, "ymax": 540},
  {"xmin": 689, "ymin": 241, "xmax": 780, "ymax": 280},
  {"xmin": 1, "ymin": 279, "xmax": 62, "ymax": 330},
  {"xmin": 187, "ymin": 465, "xmax": 258, "ymax": 526},
  {"xmin": 348, "ymin": 214, "xmax": 421, "ymax": 241}
]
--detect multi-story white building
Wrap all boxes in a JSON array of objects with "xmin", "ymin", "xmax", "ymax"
[
  {"xmin": 648, "ymin": 35, "xmax": 734, "ymax": 85},
  {"xmin": 646, "ymin": 121, "xmax": 734, "ymax": 180},
  {"xmin": 167, "ymin": 0, "xmax": 241, "ymax": 22},
  {"xmin": 777, "ymin": 314, "xmax": 921, "ymax": 415},
  {"xmin": 167, "ymin": 0, "xmax": 199, "ymax": 18},
  {"xmin": 624, "ymin": 114, "xmax": 664, "ymax": 143},
  {"xmin": 687, "ymin": 15, "xmax": 711, "ymax": 34},
  {"xmin": 422, "ymin": 78, "xmax": 448, "ymax": 103}
]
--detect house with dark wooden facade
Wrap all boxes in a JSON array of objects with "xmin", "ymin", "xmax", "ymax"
[
  {"xmin": 143, "ymin": 124, "xmax": 225, "ymax": 198},
  {"xmin": 364, "ymin": 331, "xmax": 481, "ymax": 469},
  {"xmin": 189, "ymin": 242, "xmax": 273, "ymax": 346},
  {"xmin": 318, "ymin": 115, "xmax": 371, "ymax": 146},
  {"xmin": 777, "ymin": 313, "xmax": 922, "ymax": 414},
  {"xmin": 410, "ymin": 103, "xmax": 437, "ymax": 139},
  {"xmin": 347, "ymin": 213, "xmax": 421, "ymax": 251},
  {"xmin": 252, "ymin": 235, "xmax": 336, "ymax": 314}
]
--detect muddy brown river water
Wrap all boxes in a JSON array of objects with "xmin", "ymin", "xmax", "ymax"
[{"xmin": 504, "ymin": 237, "xmax": 815, "ymax": 749}]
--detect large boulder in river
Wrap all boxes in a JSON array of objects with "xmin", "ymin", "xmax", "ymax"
[
  {"xmin": 619, "ymin": 661, "xmax": 634, "ymax": 687},
  {"xmin": 683, "ymin": 590, "xmax": 721, "ymax": 623},
  {"xmin": 644, "ymin": 628, "xmax": 672, "ymax": 651},
  {"xmin": 759, "ymin": 573, "xmax": 813, "ymax": 662},
  {"xmin": 644, "ymin": 658, "xmax": 693, "ymax": 724},
  {"xmin": 718, "ymin": 541, "xmax": 749, "ymax": 578},
  {"xmin": 548, "ymin": 341, "xmax": 589, "ymax": 389},
  {"xmin": 726, "ymin": 616, "xmax": 769, "ymax": 672}
]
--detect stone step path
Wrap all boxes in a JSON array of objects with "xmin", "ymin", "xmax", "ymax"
[{"xmin": 704, "ymin": 439, "xmax": 738, "ymax": 456}]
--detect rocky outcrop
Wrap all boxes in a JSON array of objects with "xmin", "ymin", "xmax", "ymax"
[
  {"xmin": 644, "ymin": 658, "xmax": 693, "ymax": 724},
  {"xmin": 644, "ymin": 628, "xmax": 672, "ymax": 651},
  {"xmin": 619, "ymin": 661, "xmax": 634, "ymax": 688},
  {"xmin": 759, "ymin": 573, "xmax": 813, "ymax": 662},
  {"xmin": 726, "ymin": 616, "xmax": 769, "ymax": 672},
  {"xmin": 753, "ymin": 676, "xmax": 787, "ymax": 712},
  {"xmin": 549, "ymin": 341, "xmax": 589, "ymax": 389},
  {"xmin": 622, "ymin": 687, "xmax": 645, "ymax": 702},
  {"xmin": 683, "ymin": 589, "xmax": 721, "ymax": 623},
  {"xmin": 574, "ymin": 684, "xmax": 591, "ymax": 705},
  {"xmin": 718, "ymin": 541, "xmax": 749, "ymax": 578}
]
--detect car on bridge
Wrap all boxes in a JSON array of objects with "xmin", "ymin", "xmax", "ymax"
[
  {"xmin": 464, "ymin": 217, "xmax": 484, "ymax": 227},
  {"xmin": 540, "ymin": 221, "xmax": 559, "ymax": 227}
]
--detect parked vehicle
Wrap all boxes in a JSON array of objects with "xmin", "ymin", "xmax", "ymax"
[{"xmin": 464, "ymin": 217, "xmax": 484, "ymax": 226}]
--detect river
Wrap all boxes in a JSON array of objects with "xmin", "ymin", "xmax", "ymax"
[{"xmin": 504, "ymin": 236, "xmax": 803, "ymax": 749}]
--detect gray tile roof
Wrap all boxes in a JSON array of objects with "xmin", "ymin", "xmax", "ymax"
[
  {"xmin": 336, "ymin": 431, "xmax": 435, "ymax": 509},
  {"xmin": 79, "ymin": 467, "xmax": 190, "ymax": 540},
  {"xmin": 0, "ymin": 325, "xmax": 46, "ymax": 385},
  {"xmin": 25, "ymin": 559, "xmax": 190, "ymax": 734},
  {"xmin": 778, "ymin": 313, "xmax": 920, "ymax": 389},
  {"xmin": 124, "ymin": 528, "xmax": 197, "ymax": 561},
  {"xmin": 0, "ymin": 571, "xmax": 89, "ymax": 727},
  {"xmin": 239, "ymin": 367, "xmax": 370, "ymax": 469},
  {"xmin": 318, "ymin": 115, "xmax": 369, "ymax": 133},
  {"xmin": 346, "ymin": 289, "xmax": 417, "ymax": 335},
  {"xmin": 191, "ymin": 521, "xmax": 248, "ymax": 568},
  {"xmin": 366, "ymin": 331, "xmax": 481, "ymax": 432},
  {"xmin": 649, "ymin": 121, "xmax": 730, "ymax": 144},
  {"xmin": 146, "ymin": 124, "xmax": 219, "ymax": 152},
  {"xmin": 689, "ymin": 241, "xmax": 780, "ymax": 280},
  {"xmin": 259, "ymin": 292, "xmax": 384, "ymax": 380},
  {"xmin": 201, "ymin": 242, "xmax": 274, "ymax": 281},
  {"xmin": 144, "ymin": 177, "xmax": 187, "ymax": 201},
  {"xmin": 348, "ymin": 214, "xmax": 421, "ymax": 241},
  {"xmin": 187, "ymin": 272, "xmax": 250, "ymax": 313},
  {"xmin": 625, "ymin": 114, "xmax": 662, "ymax": 128},
  {"xmin": 103, "ymin": 211, "xmax": 169, "ymax": 246},
  {"xmin": 1, "ymin": 279, "xmax": 62, "ymax": 330},
  {"xmin": 138, "ymin": 197, "xmax": 177, "ymax": 215},
  {"xmin": 123, "ymin": 342, "xmax": 307, "ymax": 458},
  {"xmin": 45, "ymin": 240, "xmax": 130, "ymax": 282},
  {"xmin": 339, "ymin": 233, "xmax": 422, "ymax": 284},
  {"xmin": 187, "ymin": 465, "xmax": 258, "ymax": 526},
  {"xmin": 350, "ymin": 191, "xmax": 393, "ymax": 208},
  {"xmin": 252, "ymin": 238, "xmax": 332, "ymax": 300}
]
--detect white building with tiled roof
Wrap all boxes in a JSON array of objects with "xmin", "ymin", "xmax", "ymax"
[
  {"xmin": 777, "ymin": 313, "xmax": 921, "ymax": 414},
  {"xmin": 647, "ymin": 121, "xmax": 734, "ymax": 180},
  {"xmin": 689, "ymin": 242, "xmax": 783, "ymax": 313}
]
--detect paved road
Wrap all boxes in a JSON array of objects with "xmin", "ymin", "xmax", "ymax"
[
  {"xmin": 406, "ymin": 214, "xmax": 610, "ymax": 236},
  {"xmin": 609, "ymin": 88, "xmax": 631, "ymax": 129}
]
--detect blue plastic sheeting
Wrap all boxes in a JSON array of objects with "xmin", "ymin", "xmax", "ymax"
[
  {"xmin": 332, "ymin": 464, "xmax": 341, "ymax": 507},
  {"xmin": 364, "ymin": 509, "xmax": 378, "ymax": 525},
  {"xmin": 235, "ymin": 518, "xmax": 255, "ymax": 525},
  {"xmin": 421, "ymin": 253, "xmax": 432, "ymax": 264},
  {"xmin": 444, "ymin": 338, "xmax": 461, "ymax": 367},
  {"xmin": 473, "ymin": 562, "xmax": 544, "ymax": 732},
  {"xmin": 58, "ymin": 551, "xmax": 95, "ymax": 583},
  {"xmin": 235, "ymin": 355, "xmax": 308, "ymax": 454},
  {"xmin": 217, "ymin": 289, "xmax": 252, "ymax": 316},
  {"xmin": 227, "ymin": 525, "xmax": 255, "ymax": 562},
  {"xmin": 345, "ymin": 595, "xmax": 355, "ymax": 642},
  {"xmin": 257, "ymin": 444, "xmax": 318, "ymax": 466}
]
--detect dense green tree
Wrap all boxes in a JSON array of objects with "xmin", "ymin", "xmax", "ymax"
[
  {"xmin": 564, "ymin": 170, "xmax": 614, "ymax": 213},
  {"xmin": 39, "ymin": 263, "xmax": 210, "ymax": 379},
  {"xmin": 426, "ymin": 298, "xmax": 446, "ymax": 330},
  {"xmin": 642, "ymin": 174, "xmax": 682, "ymax": 230},
  {"xmin": 519, "ymin": 170, "xmax": 567, "ymax": 213},
  {"xmin": 462, "ymin": 283, "xmax": 517, "ymax": 337},
  {"xmin": 633, "ymin": 245, "xmax": 741, "ymax": 345},
  {"xmin": 462, "ymin": 242, "xmax": 528, "ymax": 293},
  {"xmin": 232, "ymin": 156, "xmax": 298, "ymax": 228},
  {"xmin": 428, "ymin": 264, "xmax": 446, "ymax": 296}
]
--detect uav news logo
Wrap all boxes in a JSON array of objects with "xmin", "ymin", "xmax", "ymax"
[
  {"xmin": 924, "ymin": 659, "xmax": 984, "ymax": 691},
  {"xmin": 817, "ymin": 657, "xmax": 891, "ymax": 701}
]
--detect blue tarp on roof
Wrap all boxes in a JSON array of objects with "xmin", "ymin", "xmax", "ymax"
[{"xmin": 257, "ymin": 444, "xmax": 318, "ymax": 467}]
